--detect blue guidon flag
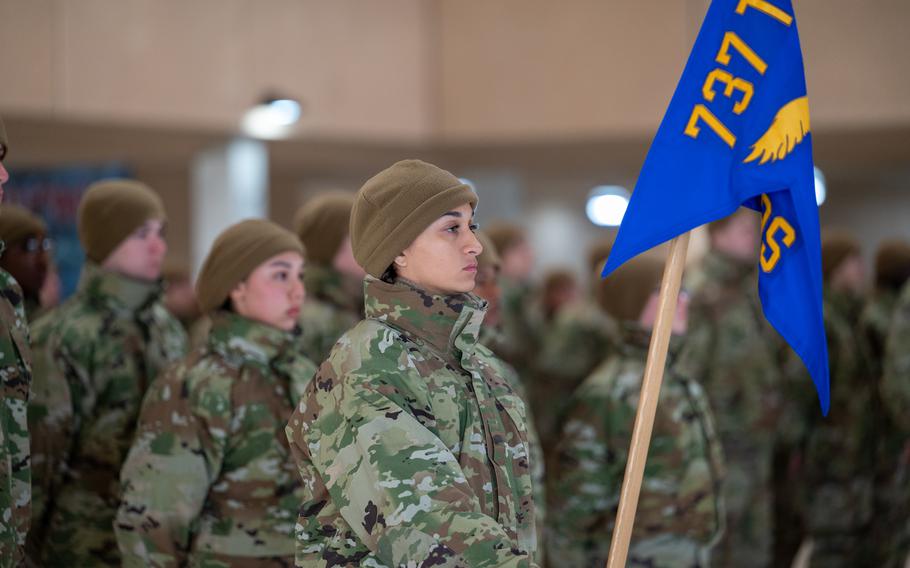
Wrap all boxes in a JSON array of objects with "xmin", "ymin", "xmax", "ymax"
[{"xmin": 602, "ymin": 0, "xmax": 830, "ymax": 414}]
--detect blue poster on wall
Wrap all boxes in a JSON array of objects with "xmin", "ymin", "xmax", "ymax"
[{"xmin": 4, "ymin": 163, "xmax": 131, "ymax": 300}]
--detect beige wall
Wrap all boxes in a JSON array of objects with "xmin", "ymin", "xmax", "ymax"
[
  {"xmin": 4, "ymin": 1, "xmax": 909, "ymax": 142},
  {"xmin": 0, "ymin": 0, "xmax": 434, "ymax": 140},
  {"xmin": 436, "ymin": 0, "xmax": 910, "ymax": 140}
]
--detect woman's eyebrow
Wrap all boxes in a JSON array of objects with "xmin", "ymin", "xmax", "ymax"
[
  {"xmin": 441, "ymin": 211, "xmax": 463, "ymax": 218},
  {"xmin": 269, "ymin": 260, "xmax": 293, "ymax": 268}
]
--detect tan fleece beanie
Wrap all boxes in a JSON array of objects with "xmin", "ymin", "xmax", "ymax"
[
  {"xmin": 821, "ymin": 231, "xmax": 861, "ymax": 283},
  {"xmin": 196, "ymin": 219, "xmax": 304, "ymax": 313},
  {"xmin": 0, "ymin": 205, "xmax": 46, "ymax": 246},
  {"xmin": 77, "ymin": 179, "xmax": 166, "ymax": 263},
  {"xmin": 294, "ymin": 192, "xmax": 355, "ymax": 266},
  {"xmin": 475, "ymin": 230, "xmax": 501, "ymax": 271},
  {"xmin": 485, "ymin": 222, "xmax": 526, "ymax": 257},
  {"xmin": 598, "ymin": 252, "xmax": 666, "ymax": 322},
  {"xmin": 351, "ymin": 159, "xmax": 477, "ymax": 277}
]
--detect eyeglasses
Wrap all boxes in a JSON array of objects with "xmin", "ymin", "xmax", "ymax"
[{"xmin": 20, "ymin": 237, "xmax": 53, "ymax": 254}]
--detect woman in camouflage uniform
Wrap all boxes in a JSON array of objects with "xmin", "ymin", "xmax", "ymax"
[
  {"xmin": 549, "ymin": 252, "xmax": 725, "ymax": 568},
  {"xmin": 116, "ymin": 219, "xmax": 317, "ymax": 567},
  {"xmin": 286, "ymin": 159, "xmax": 538, "ymax": 567}
]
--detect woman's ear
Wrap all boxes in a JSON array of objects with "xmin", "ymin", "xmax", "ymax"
[
  {"xmin": 228, "ymin": 280, "xmax": 247, "ymax": 312},
  {"xmin": 394, "ymin": 252, "xmax": 408, "ymax": 269}
]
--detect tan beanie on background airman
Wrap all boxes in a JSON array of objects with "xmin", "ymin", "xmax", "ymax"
[
  {"xmin": 598, "ymin": 252, "xmax": 666, "ymax": 322},
  {"xmin": 820, "ymin": 230, "xmax": 862, "ymax": 283},
  {"xmin": 475, "ymin": 230, "xmax": 502, "ymax": 271},
  {"xmin": 77, "ymin": 179, "xmax": 166, "ymax": 263},
  {"xmin": 294, "ymin": 193, "xmax": 355, "ymax": 265},
  {"xmin": 196, "ymin": 219, "xmax": 304, "ymax": 313},
  {"xmin": 0, "ymin": 205, "xmax": 46, "ymax": 246}
]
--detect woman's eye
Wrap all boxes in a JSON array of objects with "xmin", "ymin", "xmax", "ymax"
[
  {"xmin": 446, "ymin": 225, "xmax": 459, "ymax": 234},
  {"xmin": 275, "ymin": 271, "xmax": 288, "ymax": 281},
  {"xmin": 469, "ymin": 223, "xmax": 479, "ymax": 232}
]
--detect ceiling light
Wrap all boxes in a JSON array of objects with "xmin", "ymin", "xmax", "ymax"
[
  {"xmin": 586, "ymin": 185, "xmax": 631, "ymax": 227},
  {"xmin": 241, "ymin": 96, "xmax": 302, "ymax": 140}
]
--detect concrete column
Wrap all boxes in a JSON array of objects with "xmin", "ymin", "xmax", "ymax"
[{"xmin": 190, "ymin": 137, "xmax": 268, "ymax": 274}]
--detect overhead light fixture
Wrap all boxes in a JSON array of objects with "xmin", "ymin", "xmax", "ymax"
[
  {"xmin": 586, "ymin": 185, "xmax": 631, "ymax": 227},
  {"xmin": 241, "ymin": 95, "xmax": 302, "ymax": 140},
  {"xmin": 813, "ymin": 166, "xmax": 826, "ymax": 206}
]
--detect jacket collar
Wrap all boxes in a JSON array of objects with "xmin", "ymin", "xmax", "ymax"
[
  {"xmin": 78, "ymin": 262, "xmax": 162, "ymax": 315},
  {"xmin": 364, "ymin": 276, "xmax": 487, "ymax": 366}
]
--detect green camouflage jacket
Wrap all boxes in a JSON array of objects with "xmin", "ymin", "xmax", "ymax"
[
  {"xmin": 286, "ymin": 276, "xmax": 538, "ymax": 567},
  {"xmin": 881, "ymin": 282, "xmax": 910, "ymax": 566},
  {"xmin": 884, "ymin": 281, "xmax": 910, "ymax": 431},
  {"xmin": 679, "ymin": 251, "xmax": 785, "ymax": 453},
  {"xmin": 27, "ymin": 263, "xmax": 187, "ymax": 566},
  {"xmin": 296, "ymin": 264, "xmax": 362, "ymax": 364},
  {"xmin": 535, "ymin": 299, "xmax": 620, "ymax": 391},
  {"xmin": 549, "ymin": 325, "xmax": 724, "ymax": 567},
  {"xmin": 116, "ymin": 311, "xmax": 317, "ymax": 567},
  {"xmin": 497, "ymin": 277, "xmax": 542, "ymax": 372},
  {"xmin": 796, "ymin": 288, "xmax": 877, "ymax": 566},
  {"xmin": 860, "ymin": 290, "xmax": 898, "ymax": 380},
  {"xmin": 480, "ymin": 325, "xmax": 547, "ymax": 564},
  {"xmin": 0, "ymin": 255, "xmax": 32, "ymax": 567}
]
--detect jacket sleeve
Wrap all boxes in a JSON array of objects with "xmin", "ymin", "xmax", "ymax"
[
  {"xmin": 301, "ymin": 374, "xmax": 533, "ymax": 568},
  {"xmin": 115, "ymin": 367, "xmax": 227, "ymax": 567}
]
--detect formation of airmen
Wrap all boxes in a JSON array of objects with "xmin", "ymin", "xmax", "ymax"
[{"xmin": 0, "ymin": 114, "xmax": 907, "ymax": 567}]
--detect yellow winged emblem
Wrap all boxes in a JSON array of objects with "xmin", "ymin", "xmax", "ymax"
[{"xmin": 743, "ymin": 96, "xmax": 810, "ymax": 164}]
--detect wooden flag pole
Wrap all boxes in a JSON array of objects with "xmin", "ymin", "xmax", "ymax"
[{"xmin": 606, "ymin": 231, "xmax": 691, "ymax": 568}]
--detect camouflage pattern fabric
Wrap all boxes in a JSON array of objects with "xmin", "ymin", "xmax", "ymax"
[
  {"xmin": 286, "ymin": 276, "xmax": 538, "ymax": 567},
  {"xmin": 794, "ymin": 288, "xmax": 877, "ymax": 567},
  {"xmin": 878, "ymin": 282, "xmax": 910, "ymax": 567},
  {"xmin": 860, "ymin": 290, "xmax": 909, "ymax": 567},
  {"xmin": 481, "ymin": 326, "xmax": 547, "ymax": 566},
  {"xmin": 534, "ymin": 299, "xmax": 620, "ymax": 444},
  {"xmin": 536, "ymin": 299, "xmax": 620, "ymax": 393},
  {"xmin": 496, "ymin": 277, "xmax": 542, "ymax": 373},
  {"xmin": 296, "ymin": 264, "xmax": 362, "ymax": 364},
  {"xmin": 549, "ymin": 325, "xmax": 725, "ymax": 568},
  {"xmin": 0, "ymin": 247, "xmax": 32, "ymax": 567},
  {"xmin": 884, "ymin": 281, "xmax": 910, "ymax": 430},
  {"xmin": 677, "ymin": 250, "xmax": 783, "ymax": 568},
  {"xmin": 115, "ymin": 311, "xmax": 317, "ymax": 567},
  {"xmin": 27, "ymin": 263, "xmax": 188, "ymax": 566}
]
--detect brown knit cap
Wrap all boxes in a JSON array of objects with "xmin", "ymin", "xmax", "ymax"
[
  {"xmin": 0, "ymin": 205, "xmax": 46, "ymax": 246},
  {"xmin": 196, "ymin": 219, "xmax": 304, "ymax": 313},
  {"xmin": 294, "ymin": 192, "xmax": 355, "ymax": 266},
  {"xmin": 77, "ymin": 179, "xmax": 166, "ymax": 263},
  {"xmin": 874, "ymin": 239, "xmax": 910, "ymax": 292},
  {"xmin": 485, "ymin": 222, "xmax": 526, "ymax": 256},
  {"xmin": 821, "ymin": 230, "xmax": 861, "ymax": 283},
  {"xmin": 597, "ymin": 252, "xmax": 666, "ymax": 322},
  {"xmin": 475, "ymin": 230, "xmax": 501, "ymax": 270},
  {"xmin": 351, "ymin": 159, "xmax": 477, "ymax": 277}
]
